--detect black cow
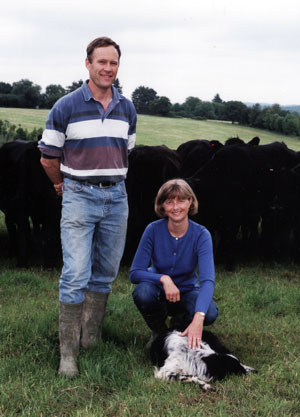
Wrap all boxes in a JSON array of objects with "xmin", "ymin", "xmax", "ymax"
[
  {"xmin": 189, "ymin": 141, "xmax": 299, "ymax": 269},
  {"xmin": 0, "ymin": 140, "xmax": 61, "ymax": 268},
  {"xmin": 260, "ymin": 161, "xmax": 300, "ymax": 261},
  {"xmin": 224, "ymin": 136, "xmax": 260, "ymax": 147},
  {"xmin": 177, "ymin": 139, "xmax": 223, "ymax": 177},
  {"xmin": 123, "ymin": 145, "xmax": 181, "ymax": 264}
]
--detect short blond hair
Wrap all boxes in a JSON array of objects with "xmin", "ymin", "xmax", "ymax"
[{"xmin": 154, "ymin": 179, "xmax": 198, "ymax": 218}]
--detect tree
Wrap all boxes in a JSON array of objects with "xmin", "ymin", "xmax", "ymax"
[
  {"xmin": 194, "ymin": 101, "xmax": 216, "ymax": 119},
  {"xmin": 11, "ymin": 79, "xmax": 42, "ymax": 108},
  {"xmin": 172, "ymin": 103, "xmax": 182, "ymax": 113},
  {"xmin": 42, "ymin": 84, "xmax": 66, "ymax": 108},
  {"xmin": 213, "ymin": 102, "xmax": 226, "ymax": 120},
  {"xmin": 131, "ymin": 86, "xmax": 157, "ymax": 114},
  {"xmin": 248, "ymin": 103, "xmax": 262, "ymax": 127},
  {"xmin": 182, "ymin": 96, "xmax": 202, "ymax": 116},
  {"xmin": 282, "ymin": 115, "xmax": 299, "ymax": 136},
  {"xmin": 0, "ymin": 82, "xmax": 12, "ymax": 94},
  {"xmin": 149, "ymin": 96, "xmax": 172, "ymax": 116},
  {"xmin": 113, "ymin": 78, "xmax": 123, "ymax": 94},
  {"xmin": 65, "ymin": 80, "xmax": 83, "ymax": 94},
  {"xmin": 224, "ymin": 100, "xmax": 248, "ymax": 124},
  {"xmin": 0, "ymin": 93, "xmax": 21, "ymax": 107},
  {"xmin": 269, "ymin": 113, "xmax": 283, "ymax": 132},
  {"xmin": 212, "ymin": 93, "xmax": 223, "ymax": 104}
]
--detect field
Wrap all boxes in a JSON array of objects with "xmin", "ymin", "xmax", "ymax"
[
  {"xmin": 0, "ymin": 109, "xmax": 300, "ymax": 416},
  {"xmin": 1, "ymin": 107, "xmax": 300, "ymax": 150}
]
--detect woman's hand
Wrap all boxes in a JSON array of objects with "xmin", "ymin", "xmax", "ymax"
[
  {"xmin": 160, "ymin": 275, "xmax": 180, "ymax": 302},
  {"xmin": 179, "ymin": 312, "xmax": 205, "ymax": 349}
]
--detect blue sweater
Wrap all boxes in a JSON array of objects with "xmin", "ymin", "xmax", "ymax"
[{"xmin": 130, "ymin": 218, "xmax": 215, "ymax": 314}]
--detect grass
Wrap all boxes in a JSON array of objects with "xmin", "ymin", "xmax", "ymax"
[
  {"xmin": 1, "ymin": 259, "xmax": 300, "ymax": 417},
  {"xmin": 0, "ymin": 108, "xmax": 49, "ymax": 132},
  {"xmin": 136, "ymin": 115, "xmax": 300, "ymax": 151},
  {"xmin": 0, "ymin": 109, "xmax": 300, "ymax": 416},
  {"xmin": 1, "ymin": 107, "xmax": 300, "ymax": 150}
]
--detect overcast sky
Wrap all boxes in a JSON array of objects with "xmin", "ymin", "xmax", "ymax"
[{"xmin": 1, "ymin": 0, "xmax": 299, "ymax": 106}]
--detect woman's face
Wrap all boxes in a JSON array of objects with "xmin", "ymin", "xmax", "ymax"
[{"xmin": 162, "ymin": 195, "xmax": 192, "ymax": 223}]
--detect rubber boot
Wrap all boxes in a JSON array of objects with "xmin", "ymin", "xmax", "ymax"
[
  {"xmin": 58, "ymin": 301, "xmax": 83, "ymax": 378},
  {"xmin": 142, "ymin": 313, "xmax": 168, "ymax": 349},
  {"xmin": 81, "ymin": 291, "xmax": 109, "ymax": 349}
]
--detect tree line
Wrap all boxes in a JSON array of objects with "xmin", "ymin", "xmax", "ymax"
[
  {"xmin": 132, "ymin": 87, "xmax": 300, "ymax": 137},
  {"xmin": 0, "ymin": 79, "xmax": 84, "ymax": 109},
  {"xmin": 0, "ymin": 79, "xmax": 300, "ymax": 137}
]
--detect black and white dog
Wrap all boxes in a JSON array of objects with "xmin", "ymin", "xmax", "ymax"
[{"xmin": 150, "ymin": 330, "xmax": 257, "ymax": 392}]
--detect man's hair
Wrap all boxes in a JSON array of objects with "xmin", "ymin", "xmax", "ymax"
[
  {"xmin": 154, "ymin": 179, "xmax": 198, "ymax": 218},
  {"xmin": 86, "ymin": 37, "xmax": 121, "ymax": 63}
]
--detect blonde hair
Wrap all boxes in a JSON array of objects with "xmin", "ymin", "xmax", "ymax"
[{"xmin": 154, "ymin": 179, "xmax": 198, "ymax": 218}]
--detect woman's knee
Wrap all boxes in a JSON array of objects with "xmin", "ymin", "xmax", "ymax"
[
  {"xmin": 132, "ymin": 282, "xmax": 162, "ymax": 312},
  {"xmin": 204, "ymin": 300, "xmax": 218, "ymax": 326}
]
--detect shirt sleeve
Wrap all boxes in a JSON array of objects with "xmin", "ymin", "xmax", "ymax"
[
  {"xmin": 128, "ymin": 103, "xmax": 137, "ymax": 153},
  {"xmin": 38, "ymin": 104, "xmax": 66, "ymax": 158},
  {"xmin": 129, "ymin": 223, "xmax": 163, "ymax": 284},
  {"xmin": 194, "ymin": 228, "xmax": 215, "ymax": 314}
]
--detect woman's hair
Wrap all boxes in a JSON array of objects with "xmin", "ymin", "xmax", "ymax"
[
  {"xmin": 86, "ymin": 36, "xmax": 121, "ymax": 63},
  {"xmin": 154, "ymin": 179, "xmax": 198, "ymax": 218}
]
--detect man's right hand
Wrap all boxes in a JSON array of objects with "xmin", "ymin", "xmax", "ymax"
[{"xmin": 54, "ymin": 182, "xmax": 63, "ymax": 196}]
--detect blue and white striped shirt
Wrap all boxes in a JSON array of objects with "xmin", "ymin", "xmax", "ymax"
[{"xmin": 38, "ymin": 81, "xmax": 137, "ymax": 183}]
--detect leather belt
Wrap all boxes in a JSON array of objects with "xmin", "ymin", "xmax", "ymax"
[{"xmin": 78, "ymin": 180, "xmax": 116, "ymax": 188}]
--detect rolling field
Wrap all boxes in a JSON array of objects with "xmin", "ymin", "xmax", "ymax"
[
  {"xmin": 1, "ymin": 107, "xmax": 300, "ymax": 150},
  {"xmin": 0, "ymin": 109, "xmax": 300, "ymax": 416}
]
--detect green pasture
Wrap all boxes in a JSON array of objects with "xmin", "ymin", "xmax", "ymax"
[
  {"xmin": 0, "ymin": 110, "xmax": 300, "ymax": 416},
  {"xmin": 0, "ymin": 252, "xmax": 299, "ymax": 417},
  {"xmin": 1, "ymin": 107, "xmax": 300, "ymax": 150}
]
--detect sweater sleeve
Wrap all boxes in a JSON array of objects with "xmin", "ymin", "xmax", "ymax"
[
  {"xmin": 194, "ymin": 228, "xmax": 215, "ymax": 314},
  {"xmin": 129, "ymin": 223, "xmax": 163, "ymax": 284}
]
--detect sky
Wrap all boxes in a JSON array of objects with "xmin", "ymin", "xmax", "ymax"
[{"xmin": 1, "ymin": 0, "xmax": 300, "ymax": 106}]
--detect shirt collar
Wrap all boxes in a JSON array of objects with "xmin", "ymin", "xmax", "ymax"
[{"xmin": 82, "ymin": 80, "xmax": 123, "ymax": 103}]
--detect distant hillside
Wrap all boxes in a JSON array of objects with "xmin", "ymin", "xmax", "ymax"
[
  {"xmin": 282, "ymin": 105, "xmax": 300, "ymax": 113},
  {"xmin": 245, "ymin": 102, "xmax": 300, "ymax": 113}
]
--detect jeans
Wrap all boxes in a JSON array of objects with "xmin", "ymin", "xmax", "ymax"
[
  {"xmin": 132, "ymin": 281, "xmax": 218, "ymax": 329},
  {"xmin": 59, "ymin": 178, "xmax": 128, "ymax": 303}
]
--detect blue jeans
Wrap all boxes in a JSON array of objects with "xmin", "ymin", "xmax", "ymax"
[
  {"xmin": 132, "ymin": 281, "xmax": 218, "ymax": 329},
  {"xmin": 59, "ymin": 178, "xmax": 128, "ymax": 303}
]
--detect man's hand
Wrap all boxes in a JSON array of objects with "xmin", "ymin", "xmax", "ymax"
[{"xmin": 54, "ymin": 182, "xmax": 64, "ymax": 196}]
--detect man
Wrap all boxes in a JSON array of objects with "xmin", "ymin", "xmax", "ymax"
[{"xmin": 39, "ymin": 37, "xmax": 137, "ymax": 378}]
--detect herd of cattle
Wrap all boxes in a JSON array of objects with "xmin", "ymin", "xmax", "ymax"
[{"xmin": 0, "ymin": 137, "xmax": 299, "ymax": 270}]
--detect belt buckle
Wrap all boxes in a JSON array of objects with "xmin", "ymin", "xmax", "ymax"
[{"xmin": 99, "ymin": 182, "xmax": 111, "ymax": 188}]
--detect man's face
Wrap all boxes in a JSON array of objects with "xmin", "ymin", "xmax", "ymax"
[{"xmin": 85, "ymin": 45, "xmax": 119, "ymax": 91}]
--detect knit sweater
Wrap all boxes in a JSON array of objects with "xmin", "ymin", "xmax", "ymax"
[{"xmin": 130, "ymin": 218, "xmax": 215, "ymax": 314}]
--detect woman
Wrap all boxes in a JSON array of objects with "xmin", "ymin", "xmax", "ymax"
[{"xmin": 130, "ymin": 179, "xmax": 218, "ymax": 350}]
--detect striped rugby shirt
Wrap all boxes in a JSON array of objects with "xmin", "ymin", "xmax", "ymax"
[{"xmin": 38, "ymin": 81, "xmax": 137, "ymax": 183}]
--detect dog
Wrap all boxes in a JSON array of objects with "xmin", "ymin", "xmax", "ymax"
[{"xmin": 150, "ymin": 330, "xmax": 257, "ymax": 392}]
